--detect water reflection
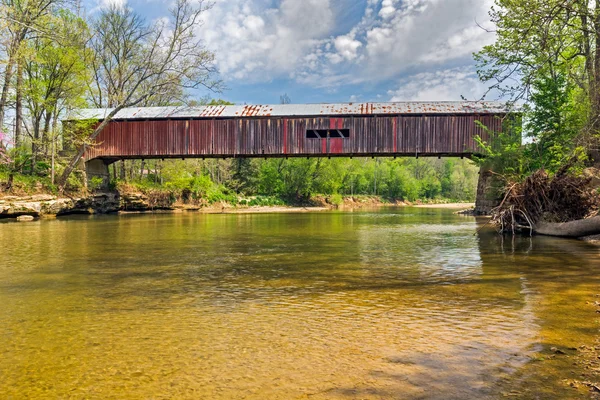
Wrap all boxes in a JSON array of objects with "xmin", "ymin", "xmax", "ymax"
[{"xmin": 0, "ymin": 209, "xmax": 599, "ymax": 399}]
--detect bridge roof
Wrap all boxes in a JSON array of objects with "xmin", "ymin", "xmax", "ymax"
[{"xmin": 69, "ymin": 101, "xmax": 511, "ymax": 121}]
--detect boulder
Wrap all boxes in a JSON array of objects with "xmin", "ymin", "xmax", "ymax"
[
  {"xmin": 30, "ymin": 194, "xmax": 56, "ymax": 202},
  {"xmin": 41, "ymin": 199, "xmax": 75, "ymax": 215},
  {"xmin": 0, "ymin": 201, "xmax": 41, "ymax": 217},
  {"xmin": 0, "ymin": 192, "xmax": 121, "ymax": 218},
  {"xmin": 121, "ymin": 193, "xmax": 151, "ymax": 211}
]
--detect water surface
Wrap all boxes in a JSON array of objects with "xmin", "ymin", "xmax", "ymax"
[{"xmin": 1, "ymin": 208, "xmax": 599, "ymax": 399}]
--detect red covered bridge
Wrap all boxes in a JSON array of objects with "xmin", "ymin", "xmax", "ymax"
[{"xmin": 67, "ymin": 101, "xmax": 512, "ymax": 190}]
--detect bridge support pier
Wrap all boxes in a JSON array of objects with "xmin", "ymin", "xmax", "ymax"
[
  {"xmin": 85, "ymin": 159, "xmax": 111, "ymax": 190},
  {"xmin": 474, "ymin": 166, "xmax": 500, "ymax": 215}
]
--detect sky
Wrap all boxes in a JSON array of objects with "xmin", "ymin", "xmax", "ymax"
[{"xmin": 87, "ymin": 0, "xmax": 498, "ymax": 105}]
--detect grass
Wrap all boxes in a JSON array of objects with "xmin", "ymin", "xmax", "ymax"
[{"xmin": 0, "ymin": 170, "xmax": 59, "ymax": 196}]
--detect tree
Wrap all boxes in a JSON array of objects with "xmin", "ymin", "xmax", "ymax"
[
  {"xmin": 58, "ymin": 0, "xmax": 221, "ymax": 189},
  {"xmin": 475, "ymin": 0, "xmax": 600, "ymax": 147},
  {"xmin": 524, "ymin": 71, "xmax": 587, "ymax": 171},
  {"xmin": 0, "ymin": 0, "xmax": 64, "ymax": 132},
  {"xmin": 0, "ymin": 130, "xmax": 11, "ymax": 165},
  {"xmin": 280, "ymin": 93, "xmax": 291, "ymax": 104},
  {"xmin": 21, "ymin": 9, "xmax": 90, "ymax": 173}
]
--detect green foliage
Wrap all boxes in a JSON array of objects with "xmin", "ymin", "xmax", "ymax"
[
  {"xmin": 188, "ymin": 98, "xmax": 234, "ymax": 106},
  {"xmin": 207, "ymin": 99, "xmax": 235, "ymax": 106},
  {"xmin": 328, "ymin": 194, "xmax": 343, "ymax": 206},
  {"xmin": 250, "ymin": 157, "xmax": 478, "ymax": 202},
  {"xmin": 161, "ymin": 174, "xmax": 237, "ymax": 204},
  {"xmin": 0, "ymin": 169, "xmax": 58, "ymax": 194},
  {"xmin": 3, "ymin": 155, "xmax": 480, "ymax": 203},
  {"xmin": 473, "ymin": 122, "xmax": 528, "ymax": 181},
  {"xmin": 473, "ymin": 73, "xmax": 587, "ymax": 182},
  {"xmin": 524, "ymin": 71, "xmax": 587, "ymax": 173},
  {"xmin": 89, "ymin": 176, "xmax": 104, "ymax": 191},
  {"xmin": 474, "ymin": 0, "xmax": 597, "ymax": 180},
  {"xmin": 474, "ymin": 0, "xmax": 588, "ymax": 104},
  {"xmin": 22, "ymin": 9, "xmax": 91, "ymax": 158}
]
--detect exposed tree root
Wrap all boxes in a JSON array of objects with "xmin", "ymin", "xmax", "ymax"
[{"xmin": 491, "ymin": 166, "xmax": 600, "ymax": 237}]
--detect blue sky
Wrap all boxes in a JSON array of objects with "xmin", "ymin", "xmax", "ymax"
[{"xmin": 88, "ymin": 0, "xmax": 497, "ymax": 105}]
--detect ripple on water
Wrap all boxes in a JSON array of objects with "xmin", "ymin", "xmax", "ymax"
[{"xmin": 0, "ymin": 209, "xmax": 598, "ymax": 399}]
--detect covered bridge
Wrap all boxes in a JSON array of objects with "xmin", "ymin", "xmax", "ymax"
[{"xmin": 67, "ymin": 101, "xmax": 513, "ymax": 200}]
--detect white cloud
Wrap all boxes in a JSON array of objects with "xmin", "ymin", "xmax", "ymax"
[
  {"xmin": 379, "ymin": 0, "xmax": 396, "ymax": 19},
  {"xmin": 194, "ymin": 0, "xmax": 496, "ymax": 98},
  {"xmin": 197, "ymin": 0, "xmax": 334, "ymax": 81},
  {"xmin": 329, "ymin": 34, "xmax": 362, "ymax": 63},
  {"xmin": 360, "ymin": 0, "xmax": 495, "ymax": 79},
  {"xmin": 387, "ymin": 67, "xmax": 487, "ymax": 101},
  {"xmin": 94, "ymin": 0, "xmax": 127, "ymax": 10}
]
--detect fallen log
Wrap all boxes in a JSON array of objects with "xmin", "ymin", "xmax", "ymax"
[{"xmin": 535, "ymin": 216, "xmax": 600, "ymax": 238}]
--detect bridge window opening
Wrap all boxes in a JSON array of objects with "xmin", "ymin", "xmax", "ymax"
[
  {"xmin": 306, "ymin": 129, "xmax": 350, "ymax": 139},
  {"xmin": 307, "ymin": 130, "xmax": 321, "ymax": 139},
  {"xmin": 330, "ymin": 129, "xmax": 349, "ymax": 138}
]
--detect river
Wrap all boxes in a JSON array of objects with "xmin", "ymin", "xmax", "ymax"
[{"xmin": 1, "ymin": 208, "xmax": 599, "ymax": 399}]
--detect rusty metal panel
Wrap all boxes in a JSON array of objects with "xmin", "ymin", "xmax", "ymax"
[{"xmin": 70, "ymin": 101, "xmax": 513, "ymax": 121}]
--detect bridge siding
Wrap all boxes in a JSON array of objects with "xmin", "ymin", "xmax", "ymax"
[{"xmin": 84, "ymin": 115, "xmax": 503, "ymax": 160}]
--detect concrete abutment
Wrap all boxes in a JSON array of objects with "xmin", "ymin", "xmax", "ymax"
[{"xmin": 85, "ymin": 159, "xmax": 111, "ymax": 190}]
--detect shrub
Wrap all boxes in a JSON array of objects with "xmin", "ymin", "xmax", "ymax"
[
  {"xmin": 329, "ymin": 193, "xmax": 343, "ymax": 206},
  {"xmin": 89, "ymin": 176, "xmax": 104, "ymax": 191}
]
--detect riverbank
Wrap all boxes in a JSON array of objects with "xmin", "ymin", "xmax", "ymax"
[
  {"xmin": 0, "ymin": 190, "xmax": 475, "ymax": 220},
  {"xmin": 415, "ymin": 202, "xmax": 475, "ymax": 209}
]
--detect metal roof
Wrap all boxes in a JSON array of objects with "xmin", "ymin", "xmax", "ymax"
[{"xmin": 68, "ymin": 101, "xmax": 512, "ymax": 121}]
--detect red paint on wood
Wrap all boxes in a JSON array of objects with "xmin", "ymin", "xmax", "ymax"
[
  {"xmin": 84, "ymin": 114, "xmax": 504, "ymax": 160},
  {"xmin": 283, "ymin": 119, "xmax": 288, "ymax": 154},
  {"xmin": 393, "ymin": 117, "xmax": 397, "ymax": 153}
]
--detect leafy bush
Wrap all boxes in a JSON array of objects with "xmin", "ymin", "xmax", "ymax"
[
  {"xmin": 89, "ymin": 176, "xmax": 104, "ymax": 191},
  {"xmin": 329, "ymin": 193, "xmax": 343, "ymax": 206}
]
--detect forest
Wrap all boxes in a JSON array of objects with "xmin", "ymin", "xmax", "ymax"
[{"xmin": 0, "ymin": 0, "xmax": 480, "ymax": 205}]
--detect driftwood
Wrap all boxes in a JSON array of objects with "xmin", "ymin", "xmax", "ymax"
[
  {"xmin": 491, "ymin": 166, "xmax": 600, "ymax": 237},
  {"xmin": 535, "ymin": 216, "xmax": 600, "ymax": 238}
]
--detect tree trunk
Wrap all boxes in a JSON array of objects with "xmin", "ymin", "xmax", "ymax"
[
  {"xmin": 51, "ymin": 108, "xmax": 59, "ymax": 184},
  {"xmin": 42, "ymin": 111, "xmax": 52, "ymax": 157},
  {"xmin": 591, "ymin": 3, "xmax": 600, "ymax": 145},
  {"xmin": 140, "ymin": 159, "xmax": 145, "ymax": 181},
  {"xmin": 535, "ymin": 216, "xmax": 600, "ymax": 238},
  {"xmin": 154, "ymin": 161, "xmax": 158, "ymax": 183},
  {"xmin": 120, "ymin": 159, "xmax": 125, "ymax": 180},
  {"xmin": 128, "ymin": 160, "xmax": 135, "ymax": 181},
  {"xmin": 0, "ymin": 51, "xmax": 16, "ymax": 127},
  {"xmin": 0, "ymin": 25, "xmax": 28, "ymax": 131},
  {"xmin": 15, "ymin": 61, "xmax": 23, "ymax": 147},
  {"xmin": 0, "ymin": 52, "xmax": 15, "ymax": 153},
  {"xmin": 31, "ymin": 117, "xmax": 42, "ymax": 172}
]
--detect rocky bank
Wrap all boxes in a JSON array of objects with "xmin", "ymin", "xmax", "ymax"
[
  {"xmin": 0, "ymin": 192, "xmax": 173, "ymax": 219},
  {"xmin": 0, "ymin": 192, "xmax": 471, "ymax": 220}
]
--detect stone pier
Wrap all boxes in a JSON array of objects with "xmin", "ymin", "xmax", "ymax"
[{"xmin": 474, "ymin": 167, "xmax": 500, "ymax": 215}]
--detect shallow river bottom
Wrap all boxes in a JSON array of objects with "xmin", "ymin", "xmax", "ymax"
[{"xmin": 1, "ymin": 208, "xmax": 600, "ymax": 399}]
